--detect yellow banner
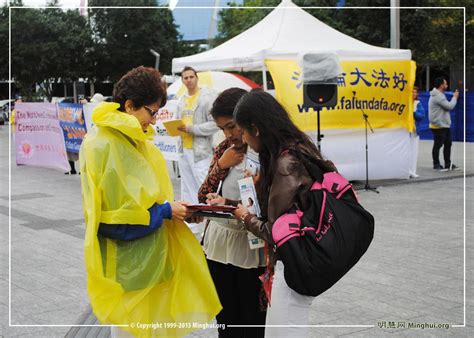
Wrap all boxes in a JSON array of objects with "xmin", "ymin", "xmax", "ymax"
[{"xmin": 265, "ymin": 59, "xmax": 417, "ymax": 132}]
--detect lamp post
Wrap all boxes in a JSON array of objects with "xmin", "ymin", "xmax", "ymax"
[
  {"xmin": 390, "ymin": 0, "xmax": 400, "ymax": 49},
  {"xmin": 150, "ymin": 49, "xmax": 160, "ymax": 70}
]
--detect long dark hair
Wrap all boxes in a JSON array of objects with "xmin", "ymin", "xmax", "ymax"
[{"xmin": 233, "ymin": 90, "xmax": 335, "ymax": 213}]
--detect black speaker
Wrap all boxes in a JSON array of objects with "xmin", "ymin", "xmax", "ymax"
[{"xmin": 303, "ymin": 80, "xmax": 337, "ymax": 109}]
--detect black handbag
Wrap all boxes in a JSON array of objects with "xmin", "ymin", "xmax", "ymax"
[{"xmin": 272, "ymin": 153, "xmax": 375, "ymax": 297}]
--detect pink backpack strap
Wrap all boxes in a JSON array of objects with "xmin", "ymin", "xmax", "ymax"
[
  {"xmin": 310, "ymin": 181, "xmax": 322, "ymax": 190},
  {"xmin": 322, "ymin": 172, "xmax": 350, "ymax": 193}
]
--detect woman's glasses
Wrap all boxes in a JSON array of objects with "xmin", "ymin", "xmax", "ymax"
[{"xmin": 143, "ymin": 105, "xmax": 159, "ymax": 118}]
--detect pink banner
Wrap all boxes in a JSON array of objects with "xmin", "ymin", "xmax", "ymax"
[{"xmin": 15, "ymin": 103, "xmax": 70, "ymax": 172}]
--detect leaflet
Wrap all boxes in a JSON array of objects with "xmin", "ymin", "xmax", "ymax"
[
  {"xmin": 163, "ymin": 119, "xmax": 185, "ymax": 137},
  {"xmin": 245, "ymin": 149, "xmax": 260, "ymax": 176},
  {"xmin": 238, "ymin": 177, "xmax": 265, "ymax": 249}
]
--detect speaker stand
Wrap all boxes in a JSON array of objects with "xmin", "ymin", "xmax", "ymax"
[
  {"xmin": 316, "ymin": 108, "xmax": 324, "ymax": 151},
  {"xmin": 362, "ymin": 113, "xmax": 379, "ymax": 194}
]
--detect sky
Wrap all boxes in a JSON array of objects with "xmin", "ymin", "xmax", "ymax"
[
  {"xmin": 173, "ymin": 0, "xmax": 244, "ymax": 40},
  {"xmin": 9, "ymin": 0, "xmax": 245, "ymax": 40}
]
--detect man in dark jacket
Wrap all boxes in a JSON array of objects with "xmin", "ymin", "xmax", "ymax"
[{"xmin": 428, "ymin": 77, "xmax": 460, "ymax": 171}]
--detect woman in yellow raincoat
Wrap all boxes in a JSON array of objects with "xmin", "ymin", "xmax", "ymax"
[{"xmin": 79, "ymin": 66, "xmax": 221, "ymax": 337}]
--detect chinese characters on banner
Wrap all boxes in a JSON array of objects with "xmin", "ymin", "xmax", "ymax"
[
  {"xmin": 266, "ymin": 60, "xmax": 416, "ymax": 132},
  {"xmin": 57, "ymin": 103, "xmax": 87, "ymax": 153},
  {"xmin": 15, "ymin": 103, "xmax": 70, "ymax": 172}
]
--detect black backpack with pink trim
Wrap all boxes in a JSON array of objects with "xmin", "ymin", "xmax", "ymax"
[{"xmin": 272, "ymin": 151, "xmax": 374, "ymax": 297}]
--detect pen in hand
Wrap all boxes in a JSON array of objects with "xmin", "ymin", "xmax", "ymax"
[
  {"xmin": 207, "ymin": 180, "xmax": 223, "ymax": 206},
  {"xmin": 216, "ymin": 180, "xmax": 223, "ymax": 196}
]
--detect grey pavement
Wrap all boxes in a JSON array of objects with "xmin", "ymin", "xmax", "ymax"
[{"xmin": 0, "ymin": 124, "xmax": 473, "ymax": 337}]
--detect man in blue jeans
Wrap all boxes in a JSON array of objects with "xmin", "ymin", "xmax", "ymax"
[{"xmin": 428, "ymin": 77, "xmax": 460, "ymax": 171}]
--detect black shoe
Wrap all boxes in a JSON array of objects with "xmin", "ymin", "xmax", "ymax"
[
  {"xmin": 434, "ymin": 164, "xmax": 448, "ymax": 172},
  {"xmin": 65, "ymin": 171, "xmax": 70, "ymax": 175}
]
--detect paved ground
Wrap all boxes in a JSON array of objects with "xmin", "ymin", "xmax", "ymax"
[{"xmin": 0, "ymin": 124, "xmax": 473, "ymax": 337}]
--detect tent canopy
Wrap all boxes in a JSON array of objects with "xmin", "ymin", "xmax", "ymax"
[{"xmin": 172, "ymin": 0, "xmax": 411, "ymax": 73}]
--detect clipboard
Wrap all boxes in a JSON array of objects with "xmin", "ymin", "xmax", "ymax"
[
  {"xmin": 163, "ymin": 119, "xmax": 185, "ymax": 136},
  {"xmin": 191, "ymin": 211, "xmax": 235, "ymax": 219},
  {"xmin": 187, "ymin": 204, "xmax": 237, "ymax": 213},
  {"xmin": 188, "ymin": 204, "xmax": 236, "ymax": 220}
]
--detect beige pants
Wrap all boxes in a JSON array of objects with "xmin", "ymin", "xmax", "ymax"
[{"xmin": 265, "ymin": 261, "xmax": 315, "ymax": 337}]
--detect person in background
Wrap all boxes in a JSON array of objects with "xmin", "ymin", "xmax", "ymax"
[
  {"xmin": 409, "ymin": 86, "xmax": 425, "ymax": 178},
  {"xmin": 79, "ymin": 66, "xmax": 221, "ymax": 337},
  {"xmin": 233, "ymin": 90, "xmax": 336, "ymax": 337},
  {"xmin": 65, "ymin": 152, "xmax": 79, "ymax": 175},
  {"xmin": 90, "ymin": 93, "xmax": 105, "ymax": 103},
  {"xmin": 175, "ymin": 66, "xmax": 219, "ymax": 235},
  {"xmin": 428, "ymin": 76, "xmax": 460, "ymax": 171},
  {"xmin": 10, "ymin": 97, "xmax": 22, "ymax": 131},
  {"xmin": 80, "ymin": 93, "xmax": 105, "ymax": 105},
  {"xmin": 198, "ymin": 88, "xmax": 266, "ymax": 338}
]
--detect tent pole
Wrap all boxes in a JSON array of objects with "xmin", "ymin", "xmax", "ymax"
[{"xmin": 262, "ymin": 65, "xmax": 268, "ymax": 91}]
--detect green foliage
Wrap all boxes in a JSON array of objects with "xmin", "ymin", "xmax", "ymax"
[
  {"xmin": 214, "ymin": 0, "xmax": 275, "ymax": 47},
  {"xmin": 88, "ymin": 0, "xmax": 181, "ymax": 80},
  {"xmin": 216, "ymin": 0, "xmax": 392, "ymax": 47},
  {"xmin": 1, "ymin": 0, "xmax": 471, "ymax": 98},
  {"xmin": 8, "ymin": 1, "xmax": 93, "ymax": 100},
  {"xmin": 216, "ymin": 0, "xmax": 470, "ymax": 86},
  {"xmin": 3, "ymin": 0, "xmax": 187, "ymax": 98},
  {"xmin": 0, "ymin": 5, "xmax": 8, "ymax": 81}
]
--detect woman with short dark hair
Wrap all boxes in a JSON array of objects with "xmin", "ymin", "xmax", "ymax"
[{"xmin": 79, "ymin": 66, "xmax": 221, "ymax": 337}]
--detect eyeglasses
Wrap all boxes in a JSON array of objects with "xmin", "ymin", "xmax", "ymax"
[{"xmin": 143, "ymin": 105, "xmax": 159, "ymax": 118}]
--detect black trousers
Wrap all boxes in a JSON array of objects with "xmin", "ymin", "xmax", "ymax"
[
  {"xmin": 207, "ymin": 259, "xmax": 266, "ymax": 338},
  {"xmin": 431, "ymin": 128, "xmax": 452, "ymax": 167},
  {"xmin": 68, "ymin": 160, "xmax": 77, "ymax": 174}
]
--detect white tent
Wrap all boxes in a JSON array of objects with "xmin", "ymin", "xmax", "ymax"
[
  {"xmin": 172, "ymin": 0, "xmax": 411, "ymax": 74},
  {"xmin": 172, "ymin": 1, "xmax": 416, "ymax": 181}
]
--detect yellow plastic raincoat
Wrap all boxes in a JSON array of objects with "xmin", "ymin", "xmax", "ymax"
[{"xmin": 79, "ymin": 102, "xmax": 221, "ymax": 337}]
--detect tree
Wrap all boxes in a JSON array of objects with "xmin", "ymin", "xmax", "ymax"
[
  {"xmin": 215, "ymin": 0, "xmax": 471, "ymax": 88},
  {"xmin": 88, "ymin": 0, "xmax": 181, "ymax": 80},
  {"xmin": 0, "ymin": 4, "xmax": 8, "ymax": 81},
  {"xmin": 215, "ymin": 0, "xmax": 392, "ymax": 48},
  {"xmin": 213, "ymin": 0, "xmax": 274, "ymax": 47},
  {"xmin": 10, "ymin": 0, "xmax": 94, "ymax": 100}
]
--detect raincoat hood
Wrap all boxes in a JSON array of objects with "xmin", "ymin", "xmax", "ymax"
[{"xmin": 92, "ymin": 102, "xmax": 155, "ymax": 141}]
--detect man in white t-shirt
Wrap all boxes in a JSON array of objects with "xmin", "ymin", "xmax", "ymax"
[{"xmin": 176, "ymin": 66, "xmax": 218, "ymax": 233}]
